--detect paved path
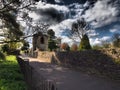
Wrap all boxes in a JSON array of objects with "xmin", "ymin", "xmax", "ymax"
[{"xmin": 28, "ymin": 57, "xmax": 120, "ymax": 90}]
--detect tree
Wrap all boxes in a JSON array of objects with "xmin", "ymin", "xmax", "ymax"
[
  {"xmin": 79, "ymin": 34, "xmax": 91, "ymax": 50},
  {"xmin": 0, "ymin": 0, "xmax": 42, "ymax": 56},
  {"xmin": 60, "ymin": 43, "xmax": 70, "ymax": 51},
  {"xmin": 48, "ymin": 38, "xmax": 57, "ymax": 51},
  {"xmin": 47, "ymin": 29, "xmax": 57, "ymax": 51},
  {"xmin": 70, "ymin": 18, "xmax": 90, "ymax": 41},
  {"xmin": 101, "ymin": 40, "xmax": 110, "ymax": 48},
  {"xmin": 70, "ymin": 18, "xmax": 91, "ymax": 50},
  {"xmin": 112, "ymin": 33, "xmax": 120, "ymax": 47},
  {"xmin": 71, "ymin": 44, "xmax": 78, "ymax": 51},
  {"xmin": 47, "ymin": 29, "xmax": 55, "ymax": 38},
  {"xmin": 0, "ymin": 0, "xmax": 40, "ymax": 44},
  {"xmin": 0, "ymin": 51, "xmax": 5, "ymax": 60},
  {"xmin": 92, "ymin": 45, "xmax": 102, "ymax": 50},
  {"xmin": 1, "ymin": 44, "xmax": 9, "ymax": 53},
  {"xmin": 25, "ymin": 22, "xmax": 50, "ymax": 37},
  {"xmin": 21, "ymin": 41, "xmax": 29, "ymax": 51},
  {"xmin": 1, "ymin": 42, "xmax": 22, "ymax": 55}
]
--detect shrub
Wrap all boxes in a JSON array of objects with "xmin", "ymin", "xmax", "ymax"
[
  {"xmin": 112, "ymin": 33, "xmax": 120, "ymax": 47},
  {"xmin": 21, "ymin": 41, "xmax": 29, "ymax": 51},
  {"xmin": 71, "ymin": 44, "xmax": 78, "ymax": 51},
  {"xmin": 92, "ymin": 45, "xmax": 102, "ymax": 50},
  {"xmin": 1, "ymin": 44, "xmax": 9, "ymax": 53},
  {"xmin": 101, "ymin": 40, "xmax": 110, "ymax": 48},
  {"xmin": 60, "ymin": 43, "xmax": 70, "ymax": 51},
  {"xmin": 48, "ymin": 39, "xmax": 57, "ymax": 51},
  {"xmin": 79, "ymin": 34, "xmax": 91, "ymax": 50},
  {"xmin": 0, "ymin": 51, "xmax": 5, "ymax": 60},
  {"xmin": 47, "ymin": 29, "xmax": 55, "ymax": 38}
]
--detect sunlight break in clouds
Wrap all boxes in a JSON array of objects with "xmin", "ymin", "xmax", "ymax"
[
  {"xmin": 49, "ymin": 19, "xmax": 75, "ymax": 36},
  {"xmin": 84, "ymin": 0, "xmax": 119, "ymax": 28},
  {"xmin": 109, "ymin": 25, "xmax": 120, "ymax": 33},
  {"xmin": 90, "ymin": 36, "xmax": 111, "ymax": 45},
  {"xmin": 36, "ymin": 1, "xmax": 69, "ymax": 12}
]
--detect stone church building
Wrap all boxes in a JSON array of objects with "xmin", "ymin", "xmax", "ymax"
[
  {"xmin": 33, "ymin": 32, "xmax": 49, "ymax": 51},
  {"xmin": 32, "ymin": 32, "xmax": 61, "ymax": 51}
]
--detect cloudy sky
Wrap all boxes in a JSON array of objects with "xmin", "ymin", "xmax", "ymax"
[{"xmin": 28, "ymin": 0, "xmax": 120, "ymax": 45}]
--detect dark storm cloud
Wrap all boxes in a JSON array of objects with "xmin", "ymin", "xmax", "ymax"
[
  {"xmin": 35, "ymin": 7, "xmax": 64, "ymax": 23},
  {"xmin": 45, "ymin": 0, "xmax": 87, "ymax": 4},
  {"xmin": 46, "ymin": 0, "xmax": 55, "ymax": 4}
]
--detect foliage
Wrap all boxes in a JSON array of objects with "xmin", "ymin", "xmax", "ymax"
[
  {"xmin": 79, "ymin": 34, "xmax": 91, "ymax": 50},
  {"xmin": 66, "ymin": 45, "xmax": 70, "ymax": 51},
  {"xmin": 47, "ymin": 29, "xmax": 55, "ymax": 38},
  {"xmin": 0, "ymin": 55, "xmax": 27, "ymax": 90},
  {"xmin": 21, "ymin": 41, "xmax": 29, "ymax": 51},
  {"xmin": 0, "ymin": 51, "xmax": 5, "ymax": 60},
  {"xmin": 0, "ymin": 1, "xmax": 22, "ymax": 43},
  {"xmin": 71, "ymin": 44, "xmax": 78, "ymax": 51},
  {"xmin": 92, "ymin": 45, "xmax": 103, "ymax": 50},
  {"xmin": 47, "ymin": 29, "xmax": 58, "ymax": 51},
  {"xmin": 1, "ymin": 42, "xmax": 21, "ymax": 55},
  {"xmin": 60, "ymin": 43, "xmax": 70, "ymax": 51},
  {"xmin": 101, "ymin": 40, "xmax": 110, "ymax": 48},
  {"xmin": 1, "ymin": 44, "xmax": 9, "ymax": 53},
  {"xmin": 48, "ymin": 38, "xmax": 57, "ymax": 51},
  {"xmin": 112, "ymin": 33, "xmax": 120, "ymax": 47},
  {"xmin": 0, "ymin": 0, "xmax": 39, "ymax": 44}
]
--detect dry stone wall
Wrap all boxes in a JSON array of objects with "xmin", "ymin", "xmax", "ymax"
[
  {"xmin": 37, "ymin": 51, "xmax": 54, "ymax": 62},
  {"xmin": 35, "ymin": 49, "xmax": 120, "ymax": 80},
  {"xmin": 52, "ymin": 50, "xmax": 120, "ymax": 80}
]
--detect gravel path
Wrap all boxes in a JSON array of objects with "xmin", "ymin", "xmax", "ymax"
[{"xmin": 28, "ymin": 57, "xmax": 120, "ymax": 90}]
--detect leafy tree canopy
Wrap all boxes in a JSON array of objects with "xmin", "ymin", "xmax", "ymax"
[
  {"xmin": 47, "ymin": 29, "xmax": 55, "ymax": 38},
  {"xmin": 48, "ymin": 38, "xmax": 57, "ymax": 51},
  {"xmin": 0, "ymin": 0, "xmax": 40, "ymax": 44},
  {"xmin": 21, "ymin": 41, "xmax": 29, "ymax": 51},
  {"xmin": 60, "ymin": 43, "xmax": 70, "ymax": 51}
]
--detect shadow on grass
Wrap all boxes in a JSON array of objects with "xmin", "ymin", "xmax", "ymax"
[{"xmin": 0, "ymin": 55, "xmax": 27, "ymax": 90}]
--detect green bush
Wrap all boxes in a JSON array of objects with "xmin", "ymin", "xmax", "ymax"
[
  {"xmin": 60, "ymin": 43, "xmax": 70, "ymax": 51},
  {"xmin": 79, "ymin": 34, "xmax": 91, "ymax": 50},
  {"xmin": 47, "ymin": 29, "xmax": 55, "ymax": 38},
  {"xmin": 21, "ymin": 41, "xmax": 29, "ymax": 51},
  {"xmin": 92, "ymin": 45, "xmax": 102, "ymax": 50},
  {"xmin": 1, "ymin": 44, "xmax": 9, "ymax": 53},
  {"xmin": 112, "ymin": 33, "xmax": 120, "ymax": 47},
  {"xmin": 71, "ymin": 44, "xmax": 78, "ymax": 51},
  {"xmin": 66, "ymin": 45, "xmax": 70, "ymax": 51},
  {"xmin": 48, "ymin": 39, "xmax": 57, "ymax": 51},
  {"xmin": 0, "ymin": 51, "xmax": 5, "ymax": 60}
]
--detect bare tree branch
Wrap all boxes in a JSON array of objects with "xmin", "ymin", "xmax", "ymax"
[{"xmin": 70, "ymin": 18, "xmax": 91, "ymax": 41}]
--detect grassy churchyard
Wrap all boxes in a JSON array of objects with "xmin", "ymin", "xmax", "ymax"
[{"xmin": 0, "ymin": 55, "xmax": 27, "ymax": 90}]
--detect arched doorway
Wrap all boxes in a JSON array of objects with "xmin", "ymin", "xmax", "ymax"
[{"xmin": 40, "ymin": 36, "xmax": 44, "ymax": 44}]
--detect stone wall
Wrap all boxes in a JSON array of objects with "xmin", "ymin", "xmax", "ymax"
[
  {"xmin": 37, "ymin": 51, "xmax": 54, "ymax": 62},
  {"xmin": 51, "ymin": 50, "xmax": 120, "ymax": 80},
  {"xmin": 35, "ymin": 49, "xmax": 120, "ymax": 80}
]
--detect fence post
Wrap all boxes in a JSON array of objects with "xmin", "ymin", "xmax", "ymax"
[
  {"xmin": 17, "ymin": 56, "xmax": 57, "ymax": 90},
  {"xmin": 24, "ymin": 59, "xmax": 29, "ymax": 65}
]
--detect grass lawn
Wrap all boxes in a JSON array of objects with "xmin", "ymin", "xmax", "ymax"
[{"xmin": 0, "ymin": 55, "xmax": 27, "ymax": 90}]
